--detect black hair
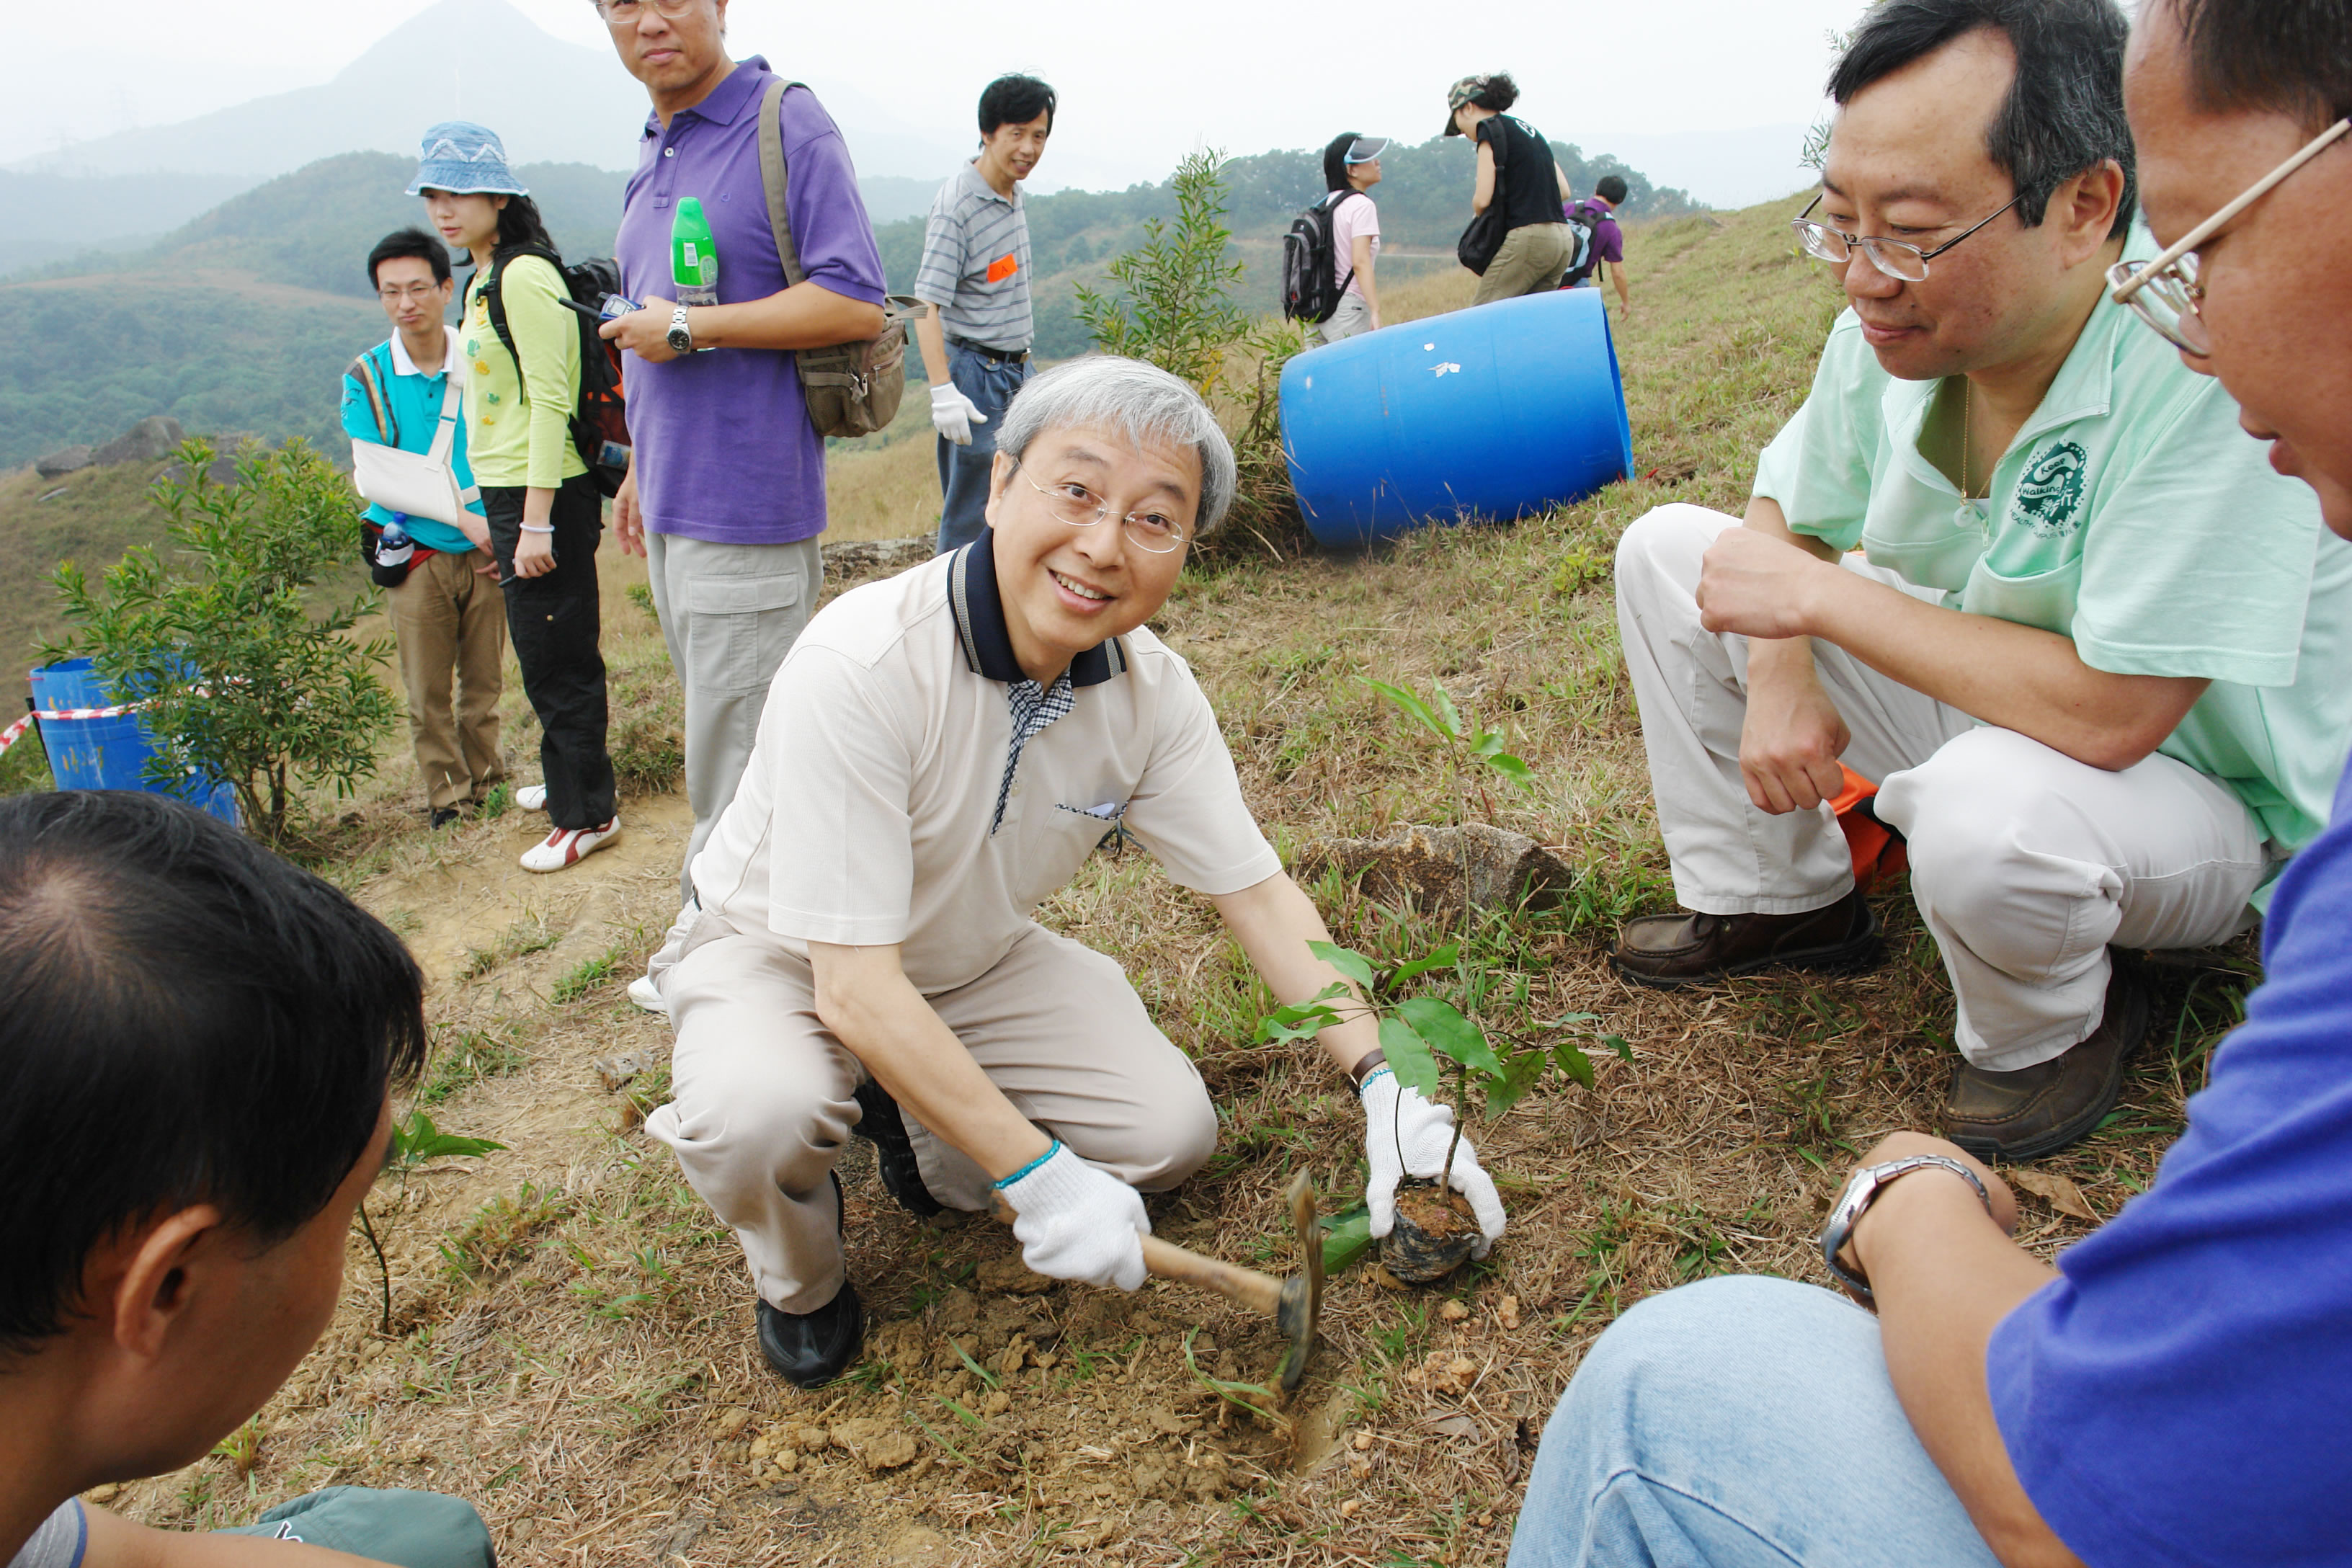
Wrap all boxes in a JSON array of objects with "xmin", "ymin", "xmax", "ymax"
[
  {"xmin": 2167, "ymin": 0, "xmax": 2352, "ymax": 130},
  {"xmin": 1322, "ymin": 132, "xmax": 1363, "ymax": 193},
  {"xmin": 487, "ymin": 193, "xmax": 558, "ymax": 263},
  {"xmin": 1470, "ymin": 73, "xmax": 1520, "ymax": 114},
  {"xmin": 1595, "ymin": 174, "xmax": 1629, "ymax": 205},
  {"xmin": 979, "ymin": 74, "xmax": 1056, "ymax": 137},
  {"xmin": 0, "ymin": 792, "xmax": 427, "ymax": 1353},
  {"xmin": 367, "ymin": 226, "xmax": 453, "ymax": 291},
  {"xmin": 1829, "ymin": 0, "xmax": 2135, "ymax": 237}
]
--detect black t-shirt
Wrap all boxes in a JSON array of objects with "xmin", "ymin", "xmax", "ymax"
[{"xmin": 1478, "ymin": 115, "xmax": 1562, "ymax": 233}]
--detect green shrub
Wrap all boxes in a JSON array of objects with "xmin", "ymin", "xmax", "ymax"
[{"xmin": 42, "ymin": 437, "xmax": 399, "ymax": 842}]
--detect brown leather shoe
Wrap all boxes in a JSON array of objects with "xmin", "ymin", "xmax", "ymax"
[
  {"xmin": 1610, "ymin": 890, "xmax": 1881, "ymax": 988},
  {"xmin": 1940, "ymin": 955, "xmax": 2150, "ymax": 1162}
]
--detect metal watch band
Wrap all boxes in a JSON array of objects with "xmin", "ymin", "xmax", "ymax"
[
  {"xmin": 667, "ymin": 303, "xmax": 692, "ymax": 352},
  {"xmin": 1819, "ymin": 1154, "xmax": 1993, "ymax": 1301}
]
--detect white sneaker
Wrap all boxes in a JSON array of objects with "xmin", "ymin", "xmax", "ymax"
[
  {"xmin": 519, "ymin": 817, "xmax": 621, "ymax": 873},
  {"xmin": 514, "ymin": 783, "xmax": 548, "ymax": 811},
  {"xmin": 626, "ymin": 974, "xmax": 668, "ymax": 1015}
]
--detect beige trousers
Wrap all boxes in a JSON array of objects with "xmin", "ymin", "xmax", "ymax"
[
  {"xmin": 386, "ymin": 548, "xmax": 506, "ymax": 809},
  {"xmin": 1616, "ymin": 504, "xmax": 2271, "ymax": 1070},
  {"xmin": 1473, "ymin": 222, "xmax": 1574, "ymax": 305},
  {"xmin": 642, "ymin": 917, "xmax": 1219, "ymax": 1313}
]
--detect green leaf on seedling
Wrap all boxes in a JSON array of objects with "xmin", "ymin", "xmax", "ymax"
[
  {"xmin": 1484, "ymin": 1048, "xmax": 1551, "ymax": 1121},
  {"xmin": 1605, "ymin": 1034, "xmax": 1634, "ymax": 1064},
  {"xmin": 1360, "ymin": 678, "xmax": 1453, "ymax": 743},
  {"xmin": 1317, "ymin": 1209, "xmax": 1375, "ymax": 1273},
  {"xmin": 388, "ymin": 1110, "xmax": 506, "ymax": 1167},
  {"xmin": 1396, "ymin": 997, "xmax": 1503, "ymax": 1079},
  {"xmin": 1551, "ymin": 1042, "xmax": 1598, "ymax": 1090},
  {"xmin": 1307, "ymin": 941, "xmax": 1377, "ymax": 992},
  {"xmin": 1427, "ymin": 683, "xmax": 1464, "ymax": 740},
  {"xmin": 1483, "ymin": 751, "xmax": 1534, "ymax": 785},
  {"xmin": 1389, "ymin": 944, "xmax": 1461, "ymax": 988},
  {"xmin": 1378, "ymin": 1014, "xmax": 1443, "ymax": 1100},
  {"xmin": 1257, "ymin": 982, "xmax": 1349, "ymax": 1044}
]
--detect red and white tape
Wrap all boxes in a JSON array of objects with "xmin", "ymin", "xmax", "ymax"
[{"xmin": 0, "ymin": 702, "xmax": 145, "ymax": 762}]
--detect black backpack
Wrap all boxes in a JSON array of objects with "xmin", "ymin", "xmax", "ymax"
[
  {"xmin": 1283, "ymin": 190, "xmax": 1366, "ymax": 325},
  {"xmin": 1560, "ymin": 200, "xmax": 1607, "ymax": 288},
  {"xmin": 480, "ymin": 247, "xmax": 632, "ymax": 498}
]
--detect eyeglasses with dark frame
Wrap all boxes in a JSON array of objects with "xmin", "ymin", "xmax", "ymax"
[
  {"xmin": 1791, "ymin": 190, "xmax": 2026, "ymax": 283},
  {"xmin": 2108, "ymin": 117, "xmax": 2352, "ymax": 357},
  {"xmin": 592, "ymin": 0, "xmax": 700, "ymax": 22},
  {"xmin": 1013, "ymin": 460, "xmax": 1191, "ymax": 553}
]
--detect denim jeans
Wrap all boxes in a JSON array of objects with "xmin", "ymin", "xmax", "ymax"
[
  {"xmin": 936, "ymin": 340, "xmax": 1030, "ymax": 553},
  {"xmin": 1507, "ymin": 1275, "xmax": 2003, "ymax": 1568}
]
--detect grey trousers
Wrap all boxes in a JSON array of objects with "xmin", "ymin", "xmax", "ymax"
[
  {"xmin": 644, "ymin": 917, "xmax": 1219, "ymax": 1313},
  {"xmin": 643, "ymin": 531, "xmax": 820, "ymax": 904}
]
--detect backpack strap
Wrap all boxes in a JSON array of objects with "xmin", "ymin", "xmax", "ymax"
[
  {"xmin": 348, "ymin": 349, "xmax": 396, "ymax": 446},
  {"xmin": 756, "ymin": 74, "xmax": 811, "ymax": 289}
]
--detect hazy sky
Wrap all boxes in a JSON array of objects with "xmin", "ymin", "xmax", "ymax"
[{"xmin": 4, "ymin": 0, "xmax": 1863, "ymax": 192}]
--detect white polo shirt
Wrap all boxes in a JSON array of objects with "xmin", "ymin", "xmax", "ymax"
[{"xmin": 689, "ymin": 535, "xmax": 1284, "ymax": 994}]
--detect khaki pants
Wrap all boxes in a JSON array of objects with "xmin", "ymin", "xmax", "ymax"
[
  {"xmin": 1474, "ymin": 222, "xmax": 1574, "ymax": 305},
  {"xmin": 1305, "ymin": 290, "xmax": 1373, "ymax": 349},
  {"xmin": 645, "ymin": 533, "xmax": 819, "ymax": 905},
  {"xmin": 643, "ymin": 917, "xmax": 1218, "ymax": 1312},
  {"xmin": 1616, "ymin": 504, "xmax": 2271, "ymax": 1070},
  {"xmin": 386, "ymin": 548, "xmax": 506, "ymax": 810}
]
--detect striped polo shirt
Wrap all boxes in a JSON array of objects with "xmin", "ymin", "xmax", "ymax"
[{"xmin": 914, "ymin": 160, "xmax": 1034, "ymax": 352}]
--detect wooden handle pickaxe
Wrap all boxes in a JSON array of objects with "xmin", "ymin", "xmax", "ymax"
[{"xmin": 993, "ymin": 1169, "xmax": 1325, "ymax": 1391}]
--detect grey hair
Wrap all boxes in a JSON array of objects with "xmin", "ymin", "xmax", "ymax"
[{"xmin": 994, "ymin": 357, "xmax": 1238, "ymax": 540}]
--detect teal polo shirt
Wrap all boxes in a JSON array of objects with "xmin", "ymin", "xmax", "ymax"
[
  {"xmin": 1753, "ymin": 228, "xmax": 2352, "ymax": 881},
  {"xmin": 339, "ymin": 326, "xmax": 485, "ymax": 556}
]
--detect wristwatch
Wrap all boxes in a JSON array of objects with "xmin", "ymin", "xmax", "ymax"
[
  {"xmin": 1819, "ymin": 1154, "xmax": 1993, "ymax": 1302},
  {"xmin": 666, "ymin": 303, "xmax": 693, "ymax": 355}
]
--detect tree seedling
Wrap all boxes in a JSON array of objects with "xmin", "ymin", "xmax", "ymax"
[{"xmin": 356, "ymin": 1110, "xmax": 506, "ymax": 1333}]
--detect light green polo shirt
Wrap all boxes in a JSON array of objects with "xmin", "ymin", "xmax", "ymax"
[{"xmin": 1752, "ymin": 232, "xmax": 2352, "ymax": 877}]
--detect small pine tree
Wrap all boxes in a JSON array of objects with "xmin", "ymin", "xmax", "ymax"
[
  {"xmin": 44, "ymin": 437, "xmax": 401, "ymax": 843},
  {"xmin": 1074, "ymin": 148, "xmax": 1255, "ymax": 397}
]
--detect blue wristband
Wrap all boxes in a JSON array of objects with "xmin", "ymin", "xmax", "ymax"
[
  {"xmin": 992, "ymin": 1139, "xmax": 1062, "ymax": 1191},
  {"xmin": 1357, "ymin": 1066, "xmax": 1394, "ymax": 1095}
]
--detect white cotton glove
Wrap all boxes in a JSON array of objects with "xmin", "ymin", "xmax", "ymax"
[
  {"xmin": 997, "ymin": 1141, "xmax": 1151, "ymax": 1290},
  {"xmin": 1361, "ymin": 1069, "xmax": 1507, "ymax": 1258},
  {"xmin": 930, "ymin": 382, "xmax": 988, "ymax": 446}
]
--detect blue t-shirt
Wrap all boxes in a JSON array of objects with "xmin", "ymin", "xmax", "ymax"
[{"xmin": 1987, "ymin": 751, "xmax": 2352, "ymax": 1565}]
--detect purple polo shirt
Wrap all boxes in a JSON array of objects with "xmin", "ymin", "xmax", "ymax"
[
  {"xmin": 1569, "ymin": 197, "xmax": 1624, "ymax": 267},
  {"xmin": 616, "ymin": 58, "xmax": 888, "ymax": 545}
]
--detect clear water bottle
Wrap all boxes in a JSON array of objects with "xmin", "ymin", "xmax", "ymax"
[{"xmin": 378, "ymin": 514, "xmax": 415, "ymax": 570}]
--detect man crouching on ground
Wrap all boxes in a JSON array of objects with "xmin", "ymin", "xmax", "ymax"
[{"xmin": 644, "ymin": 356, "xmax": 1507, "ymax": 1386}]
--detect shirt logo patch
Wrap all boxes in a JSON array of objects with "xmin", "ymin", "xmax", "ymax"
[
  {"xmin": 2012, "ymin": 440, "xmax": 2089, "ymax": 538},
  {"xmin": 985, "ymin": 253, "xmax": 1020, "ymax": 284}
]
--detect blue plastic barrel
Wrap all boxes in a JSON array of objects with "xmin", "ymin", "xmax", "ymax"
[
  {"xmin": 27, "ymin": 659, "xmax": 239, "ymax": 824},
  {"xmin": 1280, "ymin": 287, "xmax": 1633, "ymax": 547}
]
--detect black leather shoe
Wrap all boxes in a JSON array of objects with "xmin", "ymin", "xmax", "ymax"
[
  {"xmin": 429, "ymin": 806, "xmax": 464, "ymax": 830},
  {"xmin": 756, "ymin": 1283, "xmax": 863, "ymax": 1389},
  {"xmin": 851, "ymin": 1078, "xmax": 943, "ymax": 1217}
]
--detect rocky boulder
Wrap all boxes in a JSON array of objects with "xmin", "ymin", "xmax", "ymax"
[
  {"xmin": 33, "ymin": 445, "xmax": 93, "ymax": 478},
  {"xmin": 824, "ymin": 536, "xmax": 933, "ymax": 589},
  {"xmin": 1294, "ymin": 823, "xmax": 1575, "ymax": 917},
  {"xmin": 91, "ymin": 416, "xmax": 185, "ymax": 468}
]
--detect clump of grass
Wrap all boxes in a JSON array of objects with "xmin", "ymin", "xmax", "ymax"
[
  {"xmin": 479, "ymin": 780, "xmax": 511, "ymax": 821},
  {"xmin": 440, "ymin": 1182, "xmax": 571, "ymax": 1280},
  {"xmin": 210, "ymin": 1417, "xmax": 264, "ymax": 1477},
  {"xmin": 417, "ymin": 1023, "xmax": 530, "ymax": 1108},
  {"xmin": 551, "ymin": 946, "xmax": 624, "ymax": 1004},
  {"xmin": 458, "ymin": 913, "xmax": 561, "ymax": 982},
  {"xmin": 624, "ymin": 580, "xmax": 659, "ymax": 623}
]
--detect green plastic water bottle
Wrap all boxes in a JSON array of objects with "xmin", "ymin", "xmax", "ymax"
[{"xmin": 671, "ymin": 198, "xmax": 719, "ymax": 308}]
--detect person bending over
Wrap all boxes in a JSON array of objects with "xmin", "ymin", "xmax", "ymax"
[
  {"xmin": 1608, "ymin": 0, "xmax": 2352, "ymax": 1160},
  {"xmin": 0, "ymin": 792, "xmax": 492, "ymax": 1568},
  {"xmin": 643, "ymin": 357, "xmax": 1507, "ymax": 1386},
  {"xmin": 1508, "ymin": 1, "xmax": 2352, "ymax": 1563}
]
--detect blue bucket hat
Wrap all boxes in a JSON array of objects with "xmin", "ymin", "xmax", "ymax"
[{"xmin": 406, "ymin": 121, "xmax": 530, "ymax": 197}]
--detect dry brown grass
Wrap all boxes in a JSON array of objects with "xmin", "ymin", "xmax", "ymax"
[{"xmin": 89, "ymin": 197, "xmax": 2247, "ymax": 1567}]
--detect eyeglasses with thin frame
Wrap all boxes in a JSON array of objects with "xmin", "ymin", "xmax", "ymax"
[
  {"xmin": 592, "ymin": 0, "xmax": 700, "ymax": 22},
  {"xmin": 1014, "ymin": 460, "xmax": 1191, "ymax": 553},
  {"xmin": 2108, "ymin": 117, "xmax": 2352, "ymax": 357},
  {"xmin": 1791, "ymin": 191, "xmax": 2026, "ymax": 282},
  {"xmin": 378, "ymin": 283, "xmax": 447, "ymax": 303}
]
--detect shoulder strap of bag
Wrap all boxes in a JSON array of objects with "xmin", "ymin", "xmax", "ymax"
[
  {"xmin": 349, "ymin": 349, "xmax": 396, "ymax": 445},
  {"xmin": 757, "ymin": 74, "xmax": 811, "ymax": 289},
  {"xmin": 481, "ymin": 249, "xmax": 562, "ymax": 388}
]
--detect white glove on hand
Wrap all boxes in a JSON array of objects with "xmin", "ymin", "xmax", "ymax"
[
  {"xmin": 1362, "ymin": 1070, "xmax": 1507, "ymax": 1258},
  {"xmin": 930, "ymin": 383, "xmax": 988, "ymax": 446},
  {"xmin": 997, "ymin": 1141, "xmax": 1150, "ymax": 1290}
]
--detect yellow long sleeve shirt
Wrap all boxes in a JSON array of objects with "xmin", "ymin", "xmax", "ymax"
[{"xmin": 459, "ymin": 253, "xmax": 587, "ymax": 490}]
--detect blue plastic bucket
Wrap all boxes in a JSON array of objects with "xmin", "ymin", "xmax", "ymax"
[
  {"xmin": 1280, "ymin": 287, "xmax": 1634, "ymax": 548},
  {"xmin": 27, "ymin": 659, "xmax": 240, "ymax": 824}
]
